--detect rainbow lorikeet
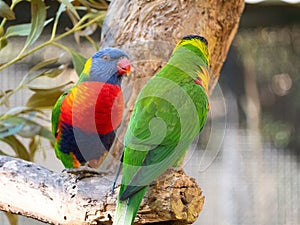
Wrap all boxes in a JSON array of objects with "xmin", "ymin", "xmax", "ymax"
[
  {"xmin": 113, "ymin": 35, "xmax": 210, "ymax": 225},
  {"xmin": 52, "ymin": 48, "xmax": 130, "ymax": 169}
]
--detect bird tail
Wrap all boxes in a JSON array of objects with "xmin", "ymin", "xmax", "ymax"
[{"xmin": 113, "ymin": 187, "xmax": 147, "ymax": 225}]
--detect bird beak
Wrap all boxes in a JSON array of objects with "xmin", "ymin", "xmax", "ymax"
[{"xmin": 117, "ymin": 58, "xmax": 131, "ymax": 76}]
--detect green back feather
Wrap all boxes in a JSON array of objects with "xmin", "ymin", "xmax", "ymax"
[{"xmin": 51, "ymin": 90, "xmax": 75, "ymax": 168}]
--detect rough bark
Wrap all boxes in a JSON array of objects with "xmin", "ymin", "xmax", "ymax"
[
  {"xmin": 101, "ymin": 0, "xmax": 244, "ymax": 90},
  {"xmin": 0, "ymin": 156, "xmax": 204, "ymax": 225},
  {"xmin": 99, "ymin": 0, "xmax": 245, "ymax": 169}
]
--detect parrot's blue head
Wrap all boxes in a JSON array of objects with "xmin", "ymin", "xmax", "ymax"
[{"xmin": 87, "ymin": 47, "xmax": 130, "ymax": 86}]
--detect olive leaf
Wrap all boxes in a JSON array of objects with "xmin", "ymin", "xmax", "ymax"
[
  {"xmin": 1, "ymin": 135, "xmax": 30, "ymax": 161},
  {"xmin": 0, "ymin": 117, "xmax": 25, "ymax": 138},
  {"xmin": 27, "ymin": 80, "xmax": 73, "ymax": 93},
  {"xmin": 22, "ymin": 0, "xmax": 47, "ymax": 51},
  {"xmin": 0, "ymin": 0, "xmax": 15, "ymax": 20},
  {"xmin": 4, "ymin": 212, "xmax": 18, "ymax": 225},
  {"xmin": 29, "ymin": 58, "xmax": 59, "ymax": 72},
  {"xmin": 0, "ymin": 149, "xmax": 11, "ymax": 156},
  {"xmin": 66, "ymin": 47, "xmax": 87, "ymax": 76},
  {"xmin": 26, "ymin": 90, "xmax": 65, "ymax": 109},
  {"xmin": 57, "ymin": 0, "xmax": 80, "ymax": 20},
  {"xmin": 28, "ymin": 136, "xmax": 40, "ymax": 160},
  {"xmin": 6, "ymin": 19, "xmax": 53, "ymax": 38}
]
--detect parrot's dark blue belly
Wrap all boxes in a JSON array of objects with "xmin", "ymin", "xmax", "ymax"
[{"xmin": 59, "ymin": 123, "xmax": 115, "ymax": 163}]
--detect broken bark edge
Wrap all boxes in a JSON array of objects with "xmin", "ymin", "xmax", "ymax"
[{"xmin": 0, "ymin": 156, "xmax": 204, "ymax": 225}]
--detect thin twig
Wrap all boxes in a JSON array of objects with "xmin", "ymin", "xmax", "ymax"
[{"xmin": 0, "ymin": 12, "xmax": 105, "ymax": 72}]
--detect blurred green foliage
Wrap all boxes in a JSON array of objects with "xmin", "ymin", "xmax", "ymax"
[
  {"xmin": 0, "ymin": 0, "xmax": 108, "ymax": 156},
  {"xmin": 235, "ymin": 26, "xmax": 300, "ymax": 149},
  {"xmin": 0, "ymin": 1, "xmax": 108, "ymax": 223}
]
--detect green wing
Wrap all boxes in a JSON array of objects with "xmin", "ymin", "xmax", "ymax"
[
  {"xmin": 51, "ymin": 90, "xmax": 69, "ymax": 136},
  {"xmin": 120, "ymin": 65, "xmax": 209, "ymax": 199},
  {"xmin": 51, "ymin": 88, "xmax": 77, "ymax": 168}
]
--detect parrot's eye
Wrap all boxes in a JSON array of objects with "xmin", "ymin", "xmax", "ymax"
[{"xmin": 102, "ymin": 55, "xmax": 110, "ymax": 61}]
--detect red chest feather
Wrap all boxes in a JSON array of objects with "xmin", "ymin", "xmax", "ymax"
[{"xmin": 60, "ymin": 82, "xmax": 124, "ymax": 134}]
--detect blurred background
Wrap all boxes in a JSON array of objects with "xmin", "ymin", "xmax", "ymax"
[{"xmin": 0, "ymin": 0, "xmax": 300, "ymax": 224}]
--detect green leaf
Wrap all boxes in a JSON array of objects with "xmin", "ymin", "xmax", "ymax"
[
  {"xmin": 0, "ymin": 149, "xmax": 11, "ymax": 156},
  {"xmin": 21, "ymin": 70, "xmax": 48, "ymax": 85},
  {"xmin": 1, "ymin": 135, "xmax": 30, "ymax": 160},
  {"xmin": 27, "ymin": 80, "xmax": 73, "ymax": 93},
  {"xmin": 52, "ymin": 46, "xmax": 86, "ymax": 76},
  {"xmin": 6, "ymin": 19, "xmax": 53, "ymax": 38},
  {"xmin": 0, "ymin": 113, "xmax": 55, "ymax": 143},
  {"xmin": 27, "ymin": 66, "xmax": 66, "ymax": 80},
  {"xmin": 18, "ymin": 118, "xmax": 55, "ymax": 143},
  {"xmin": 68, "ymin": 48, "xmax": 87, "ymax": 76},
  {"xmin": 28, "ymin": 136, "xmax": 40, "ymax": 160},
  {"xmin": 39, "ymin": 126, "xmax": 55, "ymax": 143},
  {"xmin": 0, "ymin": 0, "xmax": 15, "ymax": 20},
  {"xmin": 0, "ymin": 89, "xmax": 12, "ymax": 99},
  {"xmin": 57, "ymin": 0, "xmax": 80, "ymax": 20},
  {"xmin": 26, "ymin": 90, "xmax": 64, "ymax": 109},
  {"xmin": 16, "ymin": 119, "xmax": 42, "ymax": 138},
  {"xmin": 55, "ymin": 3, "xmax": 65, "ymax": 24},
  {"xmin": 0, "ymin": 89, "xmax": 11, "ymax": 107},
  {"xmin": 2, "ymin": 106, "xmax": 38, "ymax": 118},
  {"xmin": 29, "ymin": 58, "xmax": 59, "ymax": 71},
  {"xmin": 21, "ymin": 61, "xmax": 62, "ymax": 86},
  {"xmin": 6, "ymin": 23, "xmax": 31, "ymax": 37},
  {"xmin": 18, "ymin": 122, "xmax": 55, "ymax": 146},
  {"xmin": 4, "ymin": 212, "xmax": 18, "ymax": 225},
  {"xmin": 51, "ymin": 3, "xmax": 65, "ymax": 38},
  {"xmin": 79, "ymin": 10, "xmax": 106, "ymax": 22},
  {"xmin": 23, "ymin": 0, "xmax": 46, "ymax": 51},
  {"xmin": 0, "ymin": 112, "xmax": 41, "ymax": 138},
  {"xmin": 12, "ymin": 0, "xmax": 23, "ymax": 4},
  {"xmin": 44, "ymin": 66, "xmax": 66, "ymax": 78},
  {"xmin": 0, "ymin": 36, "xmax": 7, "ymax": 50},
  {"xmin": 0, "ymin": 117, "xmax": 26, "ymax": 138},
  {"xmin": 0, "ymin": 26, "xmax": 7, "ymax": 50},
  {"xmin": 4, "ymin": 106, "xmax": 32, "ymax": 115}
]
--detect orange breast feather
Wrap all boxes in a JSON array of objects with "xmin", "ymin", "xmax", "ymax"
[{"xmin": 60, "ymin": 82, "xmax": 124, "ymax": 134}]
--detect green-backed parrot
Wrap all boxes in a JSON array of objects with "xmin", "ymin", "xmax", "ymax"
[
  {"xmin": 52, "ymin": 48, "xmax": 130, "ymax": 169},
  {"xmin": 113, "ymin": 35, "xmax": 210, "ymax": 225}
]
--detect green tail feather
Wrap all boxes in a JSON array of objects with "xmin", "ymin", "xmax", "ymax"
[{"xmin": 113, "ymin": 187, "xmax": 147, "ymax": 225}]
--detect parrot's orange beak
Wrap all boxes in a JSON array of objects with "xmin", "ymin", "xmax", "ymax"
[{"xmin": 117, "ymin": 58, "xmax": 131, "ymax": 76}]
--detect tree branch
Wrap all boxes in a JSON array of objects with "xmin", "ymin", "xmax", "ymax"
[{"xmin": 0, "ymin": 156, "xmax": 204, "ymax": 225}]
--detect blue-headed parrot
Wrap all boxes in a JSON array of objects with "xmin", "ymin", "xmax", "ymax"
[{"xmin": 52, "ymin": 48, "xmax": 130, "ymax": 169}]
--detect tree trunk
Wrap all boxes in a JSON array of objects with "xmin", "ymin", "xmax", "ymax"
[{"xmin": 99, "ymin": 0, "xmax": 245, "ymax": 170}]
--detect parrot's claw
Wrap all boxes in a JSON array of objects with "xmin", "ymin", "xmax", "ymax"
[{"xmin": 62, "ymin": 166, "xmax": 102, "ymax": 180}]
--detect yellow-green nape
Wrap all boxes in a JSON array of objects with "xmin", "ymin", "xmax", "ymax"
[
  {"xmin": 82, "ymin": 57, "xmax": 93, "ymax": 75},
  {"xmin": 173, "ymin": 34, "xmax": 209, "ymax": 65}
]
